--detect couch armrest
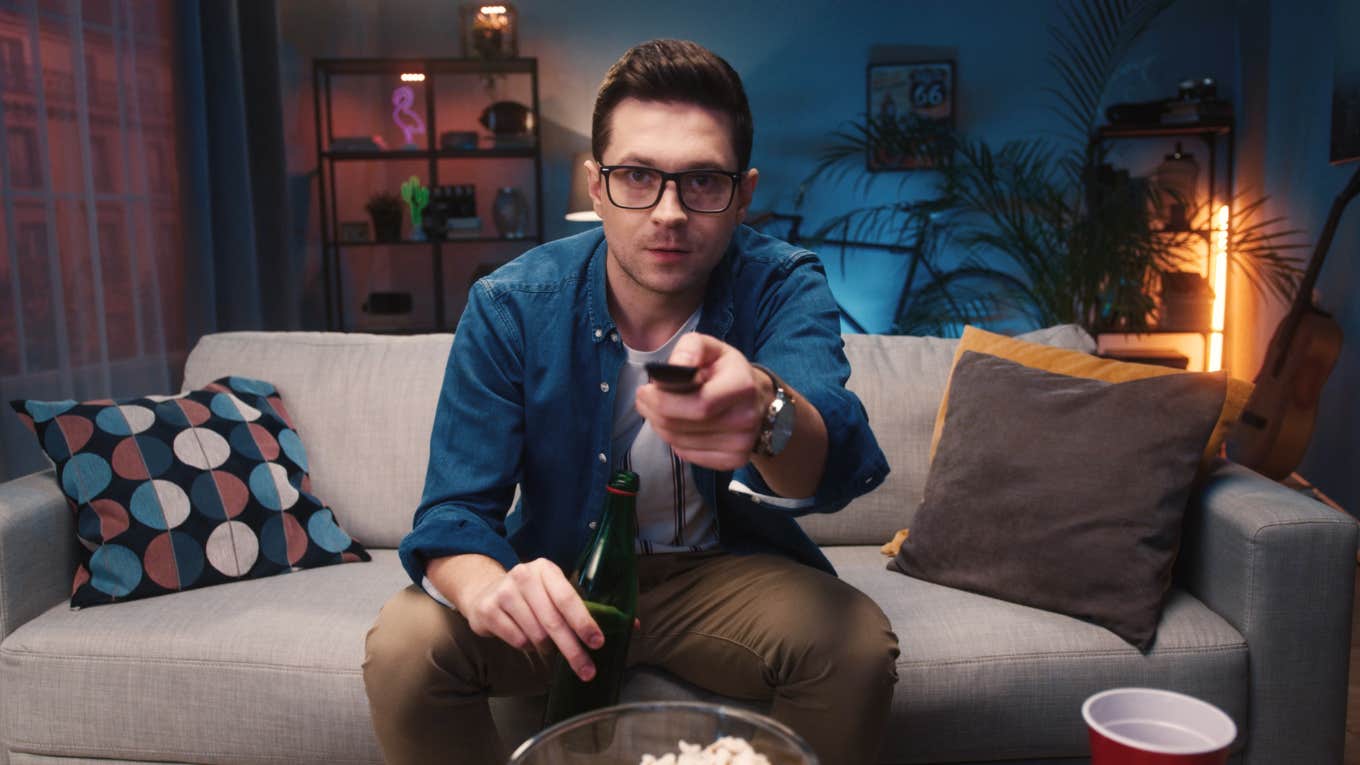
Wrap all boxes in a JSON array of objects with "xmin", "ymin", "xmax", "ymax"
[
  {"xmin": 1179, "ymin": 461, "xmax": 1358, "ymax": 765},
  {"xmin": 0, "ymin": 470, "xmax": 77, "ymax": 641}
]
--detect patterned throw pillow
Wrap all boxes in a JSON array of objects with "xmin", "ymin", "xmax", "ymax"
[{"xmin": 10, "ymin": 376, "xmax": 370, "ymax": 608}]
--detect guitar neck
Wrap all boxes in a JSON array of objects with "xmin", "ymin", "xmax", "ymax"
[
  {"xmin": 1297, "ymin": 166, "xmax": 1360, "ymax": 302},
  {"xmin": 1270, "ymin": 166, "xmax": 1360, "ymax": 376}
]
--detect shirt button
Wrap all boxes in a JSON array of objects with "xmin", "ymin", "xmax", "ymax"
[
  {"xmin": 594, "ymin": 328, "xmax": 603, "ymax": 339},
  {"xmin": 588, "ymin": 521, "xmax": 598, "ymax": 530},
  {"xmin": 609, "ymin": 332, "xmax": 619, "ymax": 342},
  {"xmin": 599, "ymin": 382, "xmax": 610, "ymax": 393},
  {"xmin": 597, "ymin": 452, "xmax": 607, "ymax": 463}
]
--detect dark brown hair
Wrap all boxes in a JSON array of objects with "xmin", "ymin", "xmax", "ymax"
[{"xmin": 592, "ymin": 39, "xmax": 753, "ymax": 171}]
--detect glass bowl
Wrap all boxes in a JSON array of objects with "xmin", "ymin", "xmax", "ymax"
[{"xmin": 508, "ymin": 701, "xmax": 820, "ymax": 764}]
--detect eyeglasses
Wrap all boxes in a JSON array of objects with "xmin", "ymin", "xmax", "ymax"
[{"xmin": 598, "ymin": 165, "xmax": 742, "ymax": 214}]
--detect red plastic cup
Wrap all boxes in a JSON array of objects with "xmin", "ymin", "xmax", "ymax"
[{"xmin": 1082, "ymin": 688, "xmax": 1236, "ymax": 764}]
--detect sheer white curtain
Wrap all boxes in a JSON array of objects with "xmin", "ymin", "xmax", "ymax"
[{"xmin": 0, "ymin": 0, "xmax": 183, "ymax": 480}]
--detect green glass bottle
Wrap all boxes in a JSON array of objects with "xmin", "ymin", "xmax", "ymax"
[{"xmin": 543, "ymin": 470, "xmax": 639, "ymax": 725}]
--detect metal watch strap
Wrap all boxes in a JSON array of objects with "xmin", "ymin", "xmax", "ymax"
[{"xmin": 750, "ymin": 363, "xmax": 790, "ymax": 457}]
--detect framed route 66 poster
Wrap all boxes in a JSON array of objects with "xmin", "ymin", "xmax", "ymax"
[{"xmin": 866, "ymin": 60, "xmax": 955, "ymax": 171}]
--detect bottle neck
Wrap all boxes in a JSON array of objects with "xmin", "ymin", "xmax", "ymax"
[{"xmin": 576, "ymin": 488, "xmax": 637, "ymax": 590}]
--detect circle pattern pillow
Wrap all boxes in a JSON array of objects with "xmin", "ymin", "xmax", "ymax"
[{"xmin": 10, "ymin": 376, "xmax": 370, "ymax": 608}]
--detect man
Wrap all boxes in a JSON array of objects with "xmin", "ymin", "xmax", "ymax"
[{"xmin": 363, "ymin": 39, "xmax": 897, "ymax": 765}]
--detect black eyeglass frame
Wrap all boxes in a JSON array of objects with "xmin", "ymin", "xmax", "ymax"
[{"xmin": 597, "ymin": 165, "xmax": 744, "ymax": 214}]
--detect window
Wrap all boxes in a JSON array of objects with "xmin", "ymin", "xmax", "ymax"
[
  {"xmin": 6, "ymin": 126, "xmax": 40, "ymax": 188},
  {"xmin": 90, "ymin": 132, "xmax": 113, "ymax": 192},
  {"xmin": 0, "ymin": 33, "xmax": 25, "ymax": 93},
  {"xmin": 1, "ymin": 0, "xmax": 183, "ymax": 483}
]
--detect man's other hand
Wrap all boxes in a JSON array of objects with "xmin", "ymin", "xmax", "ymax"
[{"xmin": 434, "ymin": 556, "xmax": 603, "ymax": 682}]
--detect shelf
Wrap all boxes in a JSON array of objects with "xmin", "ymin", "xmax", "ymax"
[
  {"xmin": 350, "ymin": 325, "xmax": 448, "ymax": 336},
  {"xmin": 322, "ymin": 148, "xmax": 537, "ymax": 161},
  {"xmin": 1097, "ymin": 121, "xmax": 1232, "ymax": 139},
  {"xmin": 316, "ymin": 56, "xmax": 544, "ymax": 332},
  {"xmin": 315, "ymin": 57, "xmax": 537, "ymax": 77},
  {"xmin": 1097, "ymin": 328, "xmax": 1212, "ymax": 336},
  {"xmin": 1154, "ymin": 228, "xmax": 1213, "ymax": 242},
  {"xmin": 334, "ymin": 237, "xmax": 539, "ymax": 247},
  {"xmin": 1098, "ymin": 347, "xmax": 1191, "ymax": 369}
]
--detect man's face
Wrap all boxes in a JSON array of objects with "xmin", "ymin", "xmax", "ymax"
[{"xmin": 587, "ymin": 98, "xmax": 758, "ymax": 307}]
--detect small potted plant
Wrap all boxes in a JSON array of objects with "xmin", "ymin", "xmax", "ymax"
[{"xmin": 365, "ymin": 191, "xmax": 404, "ymax": 243}]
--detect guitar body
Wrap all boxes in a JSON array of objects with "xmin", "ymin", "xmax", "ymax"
[{"xmin": 1231, "ymin": 308, "xmax": 1344, "ymax": 479}]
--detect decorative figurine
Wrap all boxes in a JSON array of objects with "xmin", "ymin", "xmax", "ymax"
[
  {"xmin": 401, "ymin": 177, "xmax": 430, "ymax": 242},
  {"xmin": 391, "ymin": 85, "xmax": 426, "ymax": 149}
]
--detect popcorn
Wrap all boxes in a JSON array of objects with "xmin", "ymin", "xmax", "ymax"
[{"xmin": 639, "ymin": 736, "xmax": 771, "ymax": 765}]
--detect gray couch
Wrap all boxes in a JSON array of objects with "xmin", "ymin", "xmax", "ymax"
[{"xmin": 1, "ymin": 330, "xmax": 1355, "ymax": 765}]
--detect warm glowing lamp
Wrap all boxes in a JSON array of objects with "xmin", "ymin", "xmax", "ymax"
[
  {"xmin": 566, "ymin": 152, "xmax": 601, "ymax": 222},
  {"xmin": 462, "ymin": 2, "xmax": 518, "ymax": 59},
  {"xmin": 400, "ymin": 73, "xmax": 426, "ymax": 83},
  {"xmin": 1207, "ymin": 204, "xmax": 1230, "ymax": 372}
]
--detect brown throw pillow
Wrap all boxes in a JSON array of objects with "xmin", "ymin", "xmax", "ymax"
[
  {"xmin": 929, "ymin": 326, "xmax": 1252, "ymax": 471},
  {"xmin": 890, "ymin": 351, "xmax": 1227, "ymax": 650}
]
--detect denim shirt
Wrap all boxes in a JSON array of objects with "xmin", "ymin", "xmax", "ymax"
[{"xmin": 398, "ymin": 225, "xmax": 890, "ymax": 585}]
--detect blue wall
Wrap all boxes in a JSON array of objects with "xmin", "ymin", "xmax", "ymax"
[
  {"xmin": 279, "ymin": 1, "xmax": 1357, "ymax": 507},
  {"xmin": 1250, "ymin": 0, "xmax": 1360, "ymax": 514},
  {"xmin": 281, "ymin": 0, "xmax": 1239, "ymax": 332}
]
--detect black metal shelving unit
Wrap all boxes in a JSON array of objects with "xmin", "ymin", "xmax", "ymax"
[
  {"xmin": 313, "ymin": 57, "xmax": 544, "ymax": 332},
  {"xmin": 1094, "ymin": 118, "xmax": 1235, "ymax": 370}
]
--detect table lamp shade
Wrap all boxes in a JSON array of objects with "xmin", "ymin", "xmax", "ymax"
[{"xmin": 566, "ymin": 152, "xmax": 601, "ymax": 222}]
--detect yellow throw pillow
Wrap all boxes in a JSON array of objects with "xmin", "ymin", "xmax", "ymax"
[{"xmin": 929, "ymin": 326, "xmax": 1253, "ymax": 469}]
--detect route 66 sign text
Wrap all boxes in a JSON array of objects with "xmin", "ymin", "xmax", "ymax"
[{"xmin": 866, "ymin": 61, "xmax": 955, "ymax": 170}]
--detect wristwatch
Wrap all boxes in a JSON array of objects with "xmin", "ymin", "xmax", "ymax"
[{"xmin": 751, "ymin": 364, "xmax": 796, "ymax": 458}]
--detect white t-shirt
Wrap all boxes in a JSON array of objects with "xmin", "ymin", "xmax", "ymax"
[{"xmin": 610, "ymin": 309, "xmax": 718, "ymax": 554}]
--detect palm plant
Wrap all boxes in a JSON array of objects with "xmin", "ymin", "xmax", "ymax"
[{"xmin": 799, "ymin": 0, "xmax": 1305, "ymax": 336}]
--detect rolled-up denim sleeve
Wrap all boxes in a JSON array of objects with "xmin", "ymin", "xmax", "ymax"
[
  {"xmin": 398, "ymin": 281, "xmax": 524, "ymax": 585},
  {"xmin": 730, "ymin": 253, "xmax": 890, "ymax": 514}
]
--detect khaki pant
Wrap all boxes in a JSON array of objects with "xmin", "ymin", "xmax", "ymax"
[{"xmin": 363, "ymin": 551, "xmax": 899, "ymax": 765}]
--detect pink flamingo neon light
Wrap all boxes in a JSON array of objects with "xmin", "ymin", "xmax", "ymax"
[{"xmin": 392, "ymin": 86, "xmax": 426, "ymax": 148}]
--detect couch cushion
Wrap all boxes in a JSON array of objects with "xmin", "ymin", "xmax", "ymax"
[
  {"xmin": 799, "ymin": 326, "xmax": 1095, "ymax": 546},
  {"xmin": 833, "ymin": 546, "xmax": 1246, "ymax": 763},
  {"xmin": 513, "ymin": 546, "xmax": 1247, "ymax": 764},
  {"xmin": 0, "ymin": 549, "xmax": 589, "ymax": 765},
  {"xmin": 513, "ymin": 545, "xmax": 1247, "ymax": 763},
  {"xmin": 183, "ymin": 333, "xmax": 454, "ymax": 549},
  {"xmin": 0, "ymin": 551, "xmax": 407, "ymax": 764},
  {"xmin": 794, "ymin": 334, "xmax": 959, "ymax": 547},
  {"xmin": 500, "ymin": 546, "xmax": 1248, "ymax": 763},
  {"xmin": 9, "ymin": 377, "xmax": 369, "ymax": 608}
]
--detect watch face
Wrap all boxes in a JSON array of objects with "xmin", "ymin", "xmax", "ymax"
[{"xmin": 768, "ymin": 393, "xmax": 795, "ymax": 455}]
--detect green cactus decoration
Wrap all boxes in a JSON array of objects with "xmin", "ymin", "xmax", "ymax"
[{"xmin": 400, "ymin": 176, "xmax": 430, "ymax": 234}]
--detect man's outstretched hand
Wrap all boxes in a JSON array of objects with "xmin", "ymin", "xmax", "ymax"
[{"xmin": 634, "ymin": 332, "xmax": 772, "ymax": 472}]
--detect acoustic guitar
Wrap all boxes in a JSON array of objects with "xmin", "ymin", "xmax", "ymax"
[{"xmin": 1228, "ymin": 166, "xmax": 1360, "ymax": 479}]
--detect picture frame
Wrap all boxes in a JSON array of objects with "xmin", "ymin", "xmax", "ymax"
[{"xmin": 866, "ymin": 60, "xmax": 955, "ymax": 171}]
